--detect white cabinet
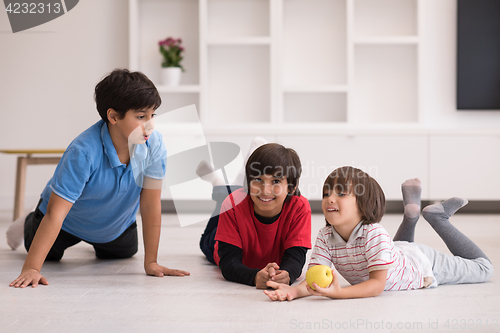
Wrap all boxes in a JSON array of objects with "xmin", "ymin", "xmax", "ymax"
[
  {"xmin": 129, "ymin": 0, "xmax": 421, "ymax": 128},
  {"xmin": 429, "ymin": 135, "xmax": 500, "ymax": 200},
  {"xmin": 277, "ymin": 135, "xmax": 429, "ymax": 201}
]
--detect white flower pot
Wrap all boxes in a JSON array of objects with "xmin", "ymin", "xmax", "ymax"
[{"xmin": 160, "ymin": 67, "xmax": 182, "ymax": 86}]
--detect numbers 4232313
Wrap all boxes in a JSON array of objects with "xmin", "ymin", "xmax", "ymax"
[
  {"xmin": 5, "ymin": 2, "xmax": 62, "ymax": 14},
  {"xmin": 444, "ymin": 319, "xmax": 498, "ymax": 330}
]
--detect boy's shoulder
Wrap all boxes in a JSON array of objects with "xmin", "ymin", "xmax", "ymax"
[
  {"xmin": 67, "ymin": 120, "xmax": 105, "ymax": 153},
  {"xmin": 222, "ymin": 188, "xmax": 249, "ymax": 210},
  {"xmin": 58, "ymin": 120, "xmax": 107, "ymax": 169},
  {"xmin": 363, "ymin": 223, "xmax": 392, "ymax": 241},
  {"xmin": 286, "ymin": 194, "xmax": 311, "ymax": 212}
]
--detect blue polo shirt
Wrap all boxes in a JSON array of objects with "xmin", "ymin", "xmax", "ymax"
[{"xmin": 39, "ymin": 120, "xmax": 167, "ymax": 243}]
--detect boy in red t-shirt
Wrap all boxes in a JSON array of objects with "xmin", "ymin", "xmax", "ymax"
[{"xmin": 199, "ymin": 143, "xmax": 312, "ymax": 289}]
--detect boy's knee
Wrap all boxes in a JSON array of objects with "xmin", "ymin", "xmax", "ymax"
[
  {"xmin": 473, "ymin": 257, "xmax": 494, "ymax": 283},
  {"xmin": 45, "ymin": 253, "xmax": 64, "ymax": 261},
  {"xmin": 125, "ymin": 245, "xmax": 138, "ymax": 258},
  {"xmin": 95, "ymin": 246, "xmax": 137, "ymax": 260},
  {"xmin": 481, "ymin": 258, "xmax": 494, "ymax": 282},
  {"xmin": 404, "ymin": 204, "xmax": 420, "ymax": 219}
]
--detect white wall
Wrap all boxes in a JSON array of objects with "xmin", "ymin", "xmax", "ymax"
[
  {"xmin": 420, "ymin": 0, "xmax": 500, "ymax": 127},
  {"xmin": 0, "ymin": 0, "xmax": 499, "ymax": 213},
  {"xmin": 0, "ymin": 0, "xmax": 129, "ymax": 211}
]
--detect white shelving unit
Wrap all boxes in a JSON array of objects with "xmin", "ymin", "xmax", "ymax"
[
  {"xmin": 129, "ymin": 0, "xmax": 495, "ymax": 202},
  {"xmin": 129, "ymin": 0, "xmax": 421, "ymax": 130}
]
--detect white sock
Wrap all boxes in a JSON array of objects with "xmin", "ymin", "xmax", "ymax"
[
  {"xmin": 233, "ymin": 137, "xmax": 268, "ymax": 186},
  {"xmin": 196, "ymin": 160, "xmax": 226, "ymax": 187},
  {"xmin": 6, "ymin": 205, "xmax": 36, "ymax": 250}
]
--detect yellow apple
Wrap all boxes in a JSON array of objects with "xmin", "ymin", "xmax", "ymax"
[{"xmin": 306, "ymin": 265, "xmax": 333, "ymax": 291}]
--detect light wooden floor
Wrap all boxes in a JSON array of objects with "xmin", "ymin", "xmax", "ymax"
[{"xmin": 1, "ymin": 210, "xmax": 499, "ymax": 333}]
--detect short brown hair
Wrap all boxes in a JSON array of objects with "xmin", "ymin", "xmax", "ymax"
[
  {"xmin": 323, "ymin": 166, "xmax": 385, "ymax": 224},
  {"xmin": 245, "ymin": 143, "xmax": 302, "ymax": 199}
]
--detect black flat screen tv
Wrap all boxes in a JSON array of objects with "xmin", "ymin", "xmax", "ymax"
[{"xmin": 457, "ymin": 0, "xmax": 500, "ymax": 110}]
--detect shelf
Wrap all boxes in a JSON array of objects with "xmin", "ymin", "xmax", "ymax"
[
  {"xmin": 283, "ymin": 85, "xmax": 348, "ymax": 93},
  {"xmin": 352, "ymin": 44, "xmax": 418, "ymax": 123},
  {"xmin": 207, "ymin": 0, "xmax": 270, "ymax": 39},
  {"xmin": 206, "ymin": 37, "xmax": 271, "ymax": 45},
  {"xmin": 156, "ymin": 85, "xmax": 200, "ymax": 93},
  {"xmin": 155, "ymin": 122, "xmax": 500, "ymax": 137},
  {"xmin": 132, "ymin": 0, "xmax": 200, "ymax": 85},
  {"xmin": 207, "ymin": 45, "xmax": 270, "ymax": 124},
  {"xmin": 354, "ymin": 36, "xmax": 419, "ymax": 45},
  {"xmin": 156, "ymin": 94, "xmax": 200, "ymax": 123},
  {"xmin": 284, "ymin": 92, "xmax": 347, "ymax": 123},
  {"xmin": 154, "ymin": 121, "xmax": 500, "ymax": 137},
  {"xmin": 282, "ymin": 0, "xmax": 347, "ymax": 86},
  {"xmin": 354, "ymin": 0, "xmax": 418, "ymax": 37}
]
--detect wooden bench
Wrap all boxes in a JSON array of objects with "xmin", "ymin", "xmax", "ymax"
[{"xmin": 0, "ymin": 149, "xmax": 65, "ymax": 221}]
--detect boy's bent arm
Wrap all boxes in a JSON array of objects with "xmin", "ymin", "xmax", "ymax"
[
  {"xmin": 277, "ymin": 246, "xmax": 308, "ymax": 284},
  {"xmin": 10, "ymin": 192, "xmax": 73, "ymax": 288},
  {"xmin": 140, "ymin": 179, "xmax": 189, "ymax": 277},
  {"xmin": 310, "ymin": 269, "xmax": 387, "ymax": 299},
  {"xmin": 218, "ymin": 241, "xmax": 260, "ymax": 286},
  {"xmin": 266, "ymin": 269, "xmax": 387, "ymax": 301}
]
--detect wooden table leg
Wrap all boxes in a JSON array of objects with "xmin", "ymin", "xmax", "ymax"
[{"xmin": 13, "ymin": 156, "xmax": 28, "ymax": 221}]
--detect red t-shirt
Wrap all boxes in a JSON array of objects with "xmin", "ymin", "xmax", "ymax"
[{"xmin": 213, "ymin": 188, "xmax": 312, "ymax": 269}]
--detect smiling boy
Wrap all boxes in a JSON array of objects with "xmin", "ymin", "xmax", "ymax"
[
  {"xmin": 201, "ymin": 144, "xmax": 312, "ymax": 288},
  {"xmin": 9, "ymin": 69, "xmax": 189, "ymax": 288}
]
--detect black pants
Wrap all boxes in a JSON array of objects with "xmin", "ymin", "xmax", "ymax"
[
  {"xmin": 199, "ymin": 185, "xmax": 242, "ymax": 264},
  {"xmin": 24, "ymin": 200, "xmax": 138, "ymax": 261}
]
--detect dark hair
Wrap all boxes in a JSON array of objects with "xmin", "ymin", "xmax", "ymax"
[
  {"xmin": 323, "ymin": 166, "xmax": 386, "ymax": 225},
  {"xmin": 94, "ymin": 69, "xmax": 161, "ymax": 123},
  {"xmin": 245, "ymin": 143, "xmax": 302, "ymax": 200}
]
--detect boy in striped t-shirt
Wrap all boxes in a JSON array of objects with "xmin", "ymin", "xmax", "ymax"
[{"xmin": 265, "ymin": 166, "xmax": 493, "ymax": 301}]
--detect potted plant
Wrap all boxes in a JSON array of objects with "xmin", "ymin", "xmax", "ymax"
[{"xmin": 159, "ymin": 37, "xmax": 184, "ymax": 86}]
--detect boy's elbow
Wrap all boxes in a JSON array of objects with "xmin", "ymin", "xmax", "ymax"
[
  {"xmin": 43, "ymin": 210, "xmax": 66, "ymax": 228},
  {"xmin": 367, "ymin": 270, "xmax": 387, "ymax": 297},
  {"xmin": 373, "ymin": 286, "xmax": 385, "ymax": 296},
  {"xmin": 370, "ymin": 279, "xmax": 385, "ymax": 297},
  {"xmin": 220, "ymin": 269, "xmax": 231, "ymax": 282}
]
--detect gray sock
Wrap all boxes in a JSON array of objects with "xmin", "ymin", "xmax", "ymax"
[
  {"xmin": 422, "ymin": 198, "xmax": 490, "ymax": 261},
  {"xmin": 394, "ymin": 179, "xmax": 421, "ymax": 242}
]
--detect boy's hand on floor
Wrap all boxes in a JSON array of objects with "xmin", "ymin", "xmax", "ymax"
[
  {"xmin": 9, "ymin": 269, "xmax": 49, "ymax": 288},
  {"xmin": 264, "ymin": 281, "xmax": 297, "ymax": 301},
  {"xmin": 145, "ymin": 262, "xmax": 190, "ymax": 277}
]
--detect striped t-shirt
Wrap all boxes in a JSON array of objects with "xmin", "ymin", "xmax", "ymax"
[{"xmin": 309, "ymin": 222, "xmax": 427, "ymax": 291}]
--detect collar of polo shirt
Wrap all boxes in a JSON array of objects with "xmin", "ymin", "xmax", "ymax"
[{"xmin": 328, "ymin": 220, "xmax": 365, "ymax": 246}]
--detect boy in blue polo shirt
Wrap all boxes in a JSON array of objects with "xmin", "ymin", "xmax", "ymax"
[{"xmin": 9, "ymin": 69, "xmax": 190, "ymax": 288}]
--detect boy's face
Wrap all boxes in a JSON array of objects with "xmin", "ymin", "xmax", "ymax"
[
  {"xmin": 115, "ymin": 107, "xmax": 156, "ymax": 145},
  {"xmin": 249, "ymin": 174, "xmax": 290, "ymax": 218},
  {"xmin": 322, "ymin": 186, "xmax": 363, "ymax": 238}
]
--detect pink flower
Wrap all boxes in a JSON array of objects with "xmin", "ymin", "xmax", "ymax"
[
  {"xmin": 159, "ymin": 37, "xmax": 185, "ymax": 71},
  {"xmin": 159, "ymin": 37, "xmax": 175, "ymax": 47}
]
